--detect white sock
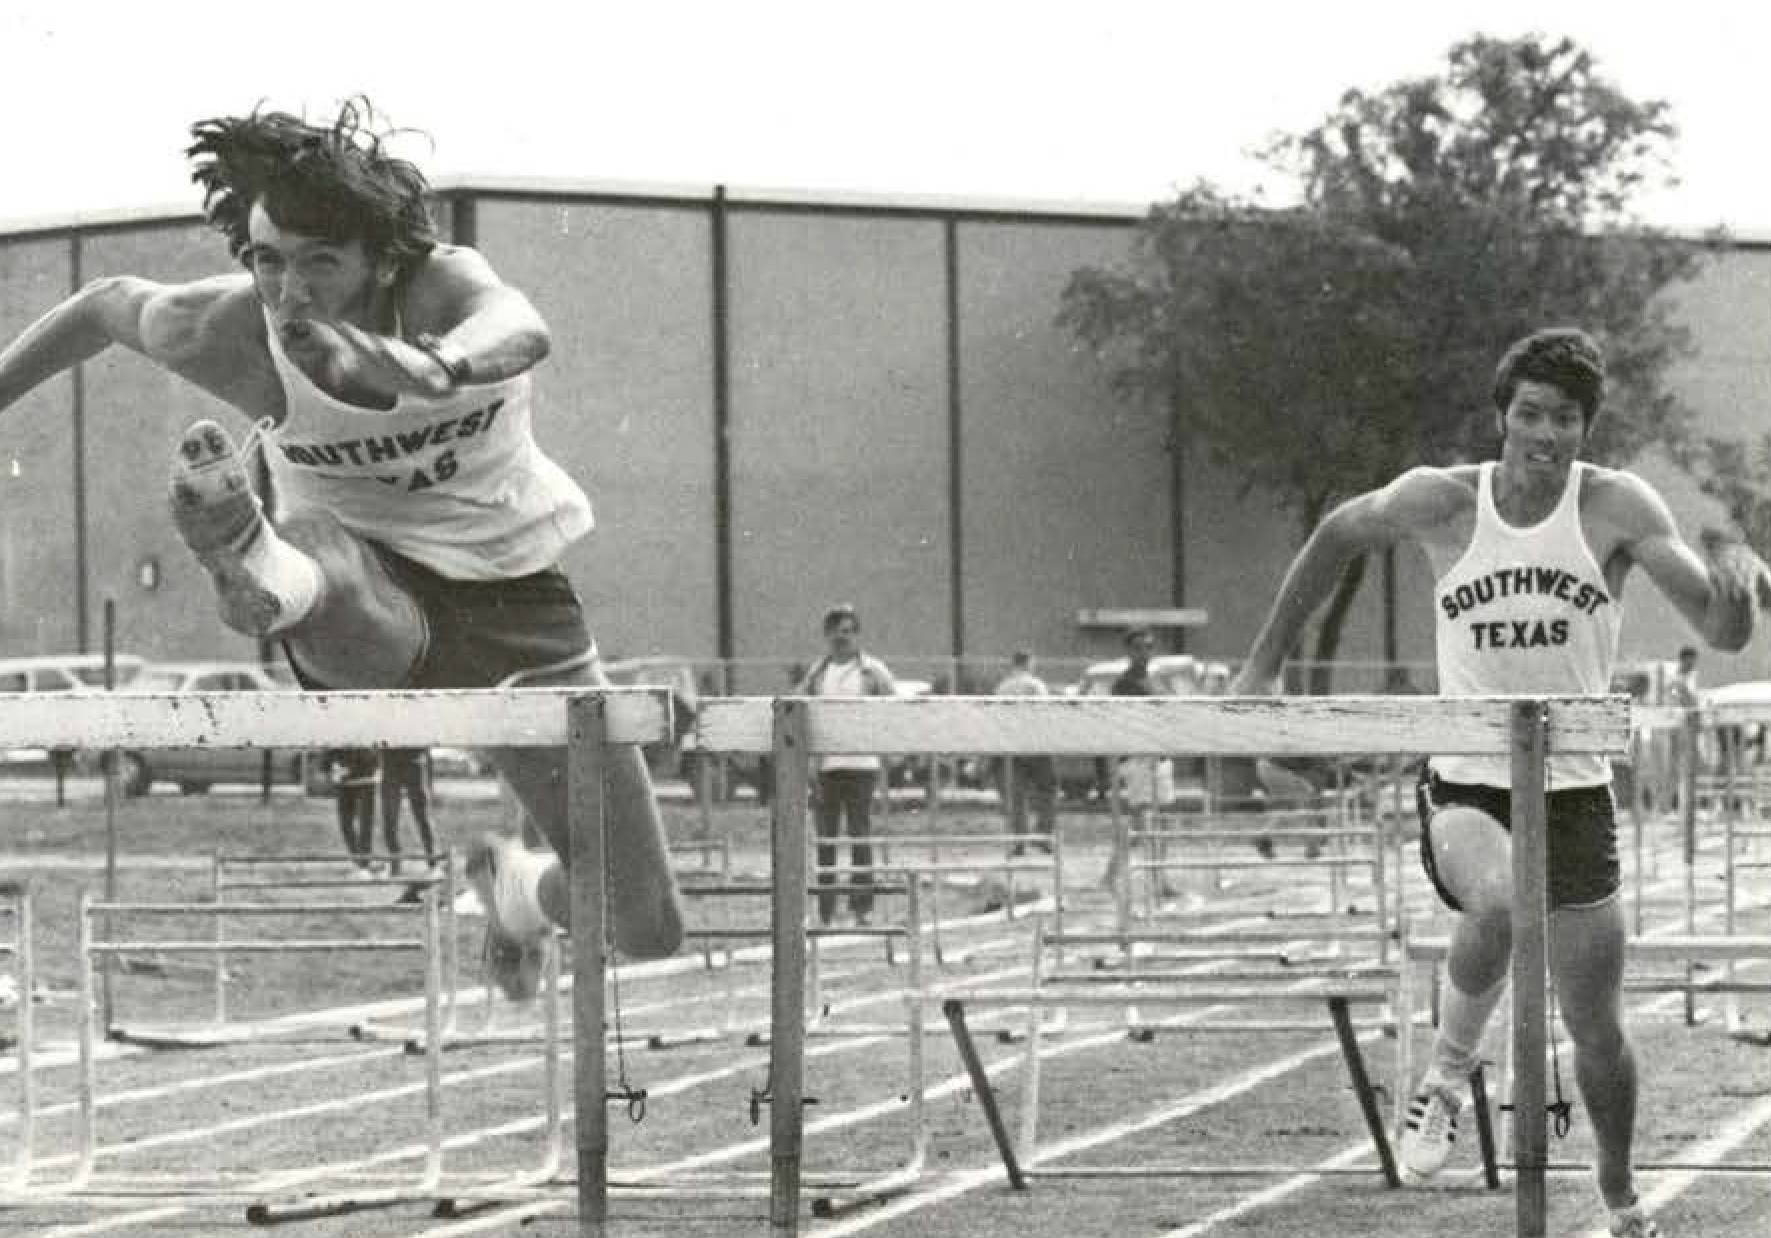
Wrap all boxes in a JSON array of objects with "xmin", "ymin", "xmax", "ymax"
[
  {"xmin": 1431, "ymin": 972, "xmax": 1508, "ymax": 1079},
  {"xmin": 235, "ymin": 521, "xmax": 323, "ymax": 632},
  {"xmin": 496, "ymin": 844, "xmax": 552, "ymax": 937}
]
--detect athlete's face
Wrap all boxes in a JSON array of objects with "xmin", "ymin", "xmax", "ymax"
[
  {"xmin": 1499, "ymin": 379, "xmax": 1588, "ymax": 482},
  {"xmin": 244, "ymin": 200, "xmax": 382, "ymax": 329}
]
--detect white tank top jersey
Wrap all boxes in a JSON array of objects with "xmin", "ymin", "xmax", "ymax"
[
  {"xmin": 259, "ymin": 311, "xmax": 593, "ymax": 580},
  {"xmin": 1430, "ymin": 462, "xmax": 1620, "ymax": 789}
]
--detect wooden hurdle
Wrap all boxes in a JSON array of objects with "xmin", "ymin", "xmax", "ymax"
[
  {"xmin": 688, "ymin": 693, "xmax": 1631, "ymax": 1238},
  {"xmin": 0, "ymin": 686, "xmax": 668, "ymax": 1234}
]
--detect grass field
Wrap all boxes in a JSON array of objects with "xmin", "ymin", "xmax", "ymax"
[{"xmin": 1, "ymin": 769, "xmax": 1768, "ymax": 1237}]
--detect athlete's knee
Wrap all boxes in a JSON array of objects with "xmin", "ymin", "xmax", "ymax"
[
  {"xmin": 1455, "ymin": 878, "xmax": 1515, "ymax": 924},
  {"xmin": 1560, "ymin": 998, "xmax": 1629, "ymax": 1060}
]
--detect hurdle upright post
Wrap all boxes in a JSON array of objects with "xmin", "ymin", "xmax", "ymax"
[
  {"xmin": 769, "ymin": 698, "xmax": 812, "ymax": 1236},
  {"xmin": 567, "ymin": 693, "xmax": 612, "ymax": 1238},
  {"xmin": 1509, "ymin": 699, "xmax": 1550, "ymax": 1238},
  {"xmin": 1680, "ymin": 709, "xmax": 1701, "ymax": 1025}
]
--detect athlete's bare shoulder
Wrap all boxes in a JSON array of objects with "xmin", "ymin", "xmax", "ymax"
[
  {"xmin": 399, "ymin": 244, "xmax": 510, "ymax": 332},
  {"xmin": 1577, "ymin": 463, "xmax": 1678, "ymax": 553},
  {"xmin": 1376, "ymin": 464, "xmax": 1478, "ymax": 527},
  {"xmin": 138, "ymin": 274, "xmax": 263, "ymax": 365}
]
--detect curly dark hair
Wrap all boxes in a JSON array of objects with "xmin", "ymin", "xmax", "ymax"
[
  {"xmin": 187, "ymin": 97, "xmax": 439, "ymax": 276},
  {"xmin": 1491, "ymin": 328, "xmax": 1607, "ymax": 426}
]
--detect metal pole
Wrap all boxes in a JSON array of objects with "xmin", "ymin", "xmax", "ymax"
[
  {"xmin": 567, "ymin": 694, "xmax": 611, "ymax": 1237},
  {"xmin": 212, "ymin": 853, "xmax": 228, "ymax": 1026},
  {"xmin": 15, "ymin": 883, "xmax": 34, "ymax": 1187},
  {"xmin": 769, "ymin": 699, "xmax": 811, "ymax": 1235},
  {"xmin": 100, "ymin": 599, "xmax": 117, "ymax": 1031},
  {"xmin": 1681, "ymin": 711, "xmax": 1700, "ymax": 1025},
  {"xmin": 1509, "ymin": 699, "xmax": 1550, "ymax": 1237}
]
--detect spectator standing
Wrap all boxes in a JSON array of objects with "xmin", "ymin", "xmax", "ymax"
[
  {"xmin": 994, "ymin": 649, "xmax": 1057, "ymax": 853},
  {"xmin": 329, "ymin": 748, "xmax": 380, "ymax": 876},
  {"xmin": 797, "ymin": 606, "xmax": 897, "ymax": 926}
]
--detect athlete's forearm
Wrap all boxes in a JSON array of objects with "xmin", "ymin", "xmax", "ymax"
[
  {"xmin": 1238, "ymin": 522, "xmax": 1360, "ymax": 684},
  {"xmin": 0, "ymin": 281, "xmax": 140, "ymax": 413},
  {"xmin": 1696, "ymin": 538, "xmax": 1764, "ymax": 652},
  {"xmin": 433, "ymin": 289, "xmax": 551, "ymax": 384}
]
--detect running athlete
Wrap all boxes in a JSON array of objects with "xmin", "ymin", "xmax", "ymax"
[
  {"xmin": 0, "ymin": 101, "xmax": 684, "ymax": 998},
  {"xmin": 1228, "ymin": 329, "xmax": 1770, "ymax": 1237}
]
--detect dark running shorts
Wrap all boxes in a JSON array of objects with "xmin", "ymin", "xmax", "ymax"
[
  {"xmin": 287, "ymin": 541, "xmax": 593, "ymax": 691},
  {"xmin": 1415, "ymin": 766, "xmax": 1620, "ymax": 911}
]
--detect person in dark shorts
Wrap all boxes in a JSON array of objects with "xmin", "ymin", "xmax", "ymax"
[
  {"xmin": 0, "ymin": 99, "xmax": 683, "ymax": 1002},
  {"xmin": 1229, "ymin": 329, "xmax": 1770, "ymax": 1237}
]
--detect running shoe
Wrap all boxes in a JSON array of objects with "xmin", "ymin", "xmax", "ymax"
[
  {"xmin": 464, "ymin": 833, "xmax": 548, "ymax": 1003},
  {"xmin": 168, "ymin": 419, "xmax": 283, "ymax": 636},
  {"xmin": 1400, "ymin": 1070, "xmax": 1464, "ymax": 1179},
  {"xmin": 1609, "ymin": 1204, "xmax": 1664, "ymax": 1237}
]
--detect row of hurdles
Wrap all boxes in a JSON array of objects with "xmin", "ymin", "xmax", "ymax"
[{"xmin": 1, "ymin": 688, "xmax": 1769, "ymax": 1237}]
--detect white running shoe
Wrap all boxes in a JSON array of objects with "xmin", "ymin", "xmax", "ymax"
[
  {"xmin": 169, "ymin": 419, "xmax": 319, "ymax": 636},
  {"xmin": 464, "ymin": 833, "xmax": 549, "ymax": 1003},
  {"xmin": 1609, "ymin": 1204, "xmax": 1664, "ymax": 1237},
  {"xmin": 1401, "ymin": 1070, "xmax": 1464, "ymax": 1180}
]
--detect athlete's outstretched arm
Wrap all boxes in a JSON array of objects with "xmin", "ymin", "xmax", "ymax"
[
  {"xmin": 309, "ymin": 247, "xmax": 553, "ymax": 400},
  {"xmin": 1231, "ymin": 468, "xmax": 1460, "ymax": 693},
  {"xmin": 418, "ymin": 247, "xmax": 551, "ymax": 384},
  {"xmin": 0, "ymin": 277, "xmax": 161, "ymax": 413},
  {"xmin": 1615, "ymin": 475, "xmax": 1769, "ymax": 652}
]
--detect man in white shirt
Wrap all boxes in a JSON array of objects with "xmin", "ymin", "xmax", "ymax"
[
  {"xmin": 994, "ymin": 649, "xmax": 1057, "ymax": 852},
  {"xmin": 796, "ymin": 605, "xmax": 897, "ymax": 925}
]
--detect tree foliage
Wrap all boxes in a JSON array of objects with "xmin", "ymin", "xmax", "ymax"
[
  {"xmin": 1059, "ymin": 34, "xmax": 1716, "ymax": 680},
  {"xmin": 1694, "ymin": 432, "xmax": 1771, "ymax": 553}
]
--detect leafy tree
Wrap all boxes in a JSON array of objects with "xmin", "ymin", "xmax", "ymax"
[
  {"xmin": 1694, "ymin": 432, "xmax": 1771, "ymax": 553},
  {"xmin": 1060, "ymin": 34, "xmax": 1713, "ymax": 689}
]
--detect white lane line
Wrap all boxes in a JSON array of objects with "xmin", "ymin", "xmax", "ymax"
[
  {"xmin": 416, "ymin": 932, "xmax": 1358, "ymax": 1236},
  {"xmin": 9, "ymin": 882, "xmax": 1386, "ymax": 1233},
  {"xmin": 1149, "ymin": 860, "xmax": 1770, "ymax": 1237},
  {"xmin": 1156, "ymin": 1141, "xmax": 1375, "ymax": 1238},
  {"xmin": 810, "ymin": 1036, "xmax": 1359, "ymax": 1238},
  {"xmin": 1575, "ymin": 1091, "xmax": 1771, "ymax": 1238}
]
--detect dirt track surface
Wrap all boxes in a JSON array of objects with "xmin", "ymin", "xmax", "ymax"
[{"xmin": 1, "ymin": 782, "xmax": 1767, "ymax": 1236}]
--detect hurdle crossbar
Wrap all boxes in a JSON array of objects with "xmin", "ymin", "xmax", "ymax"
[{"xmin": 0, "ymin": 686, "xmax": 668, "ymax": 749}]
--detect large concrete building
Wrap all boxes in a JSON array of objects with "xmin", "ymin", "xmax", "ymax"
[{"xmin": 2, "ymin": 181, "xmax": 1767, "ymax": 690}]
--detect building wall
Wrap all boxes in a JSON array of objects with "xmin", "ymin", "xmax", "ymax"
[
  {"xmin": 956, "ymin": 220, "xmax": 1176, "ymax": 675},
  {"xmin": 3, "ymin": 192, "xmax": 1769, "ymax": 689},
  {"xmin": 725, "ymin": 212, "xmax": 951, "ymax": 688},
  {"xmin": 0, "ymin": 238, "xmax": 79, "ymax": 655},
  {"xmin": 472, "ymin": 200, "xmax": 719, "ymax": 670},
  {"xmin": 78, "ymin": 222, "xmax": 255, "ymax": 664},
  {"xmin": 1615, "ymin": 247, "xmax": 1771, "ymax": 684}
]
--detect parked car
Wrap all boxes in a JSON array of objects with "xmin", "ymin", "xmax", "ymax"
[
  {"xmin": 1053, "ymin": 655, "xmax": 1228, "ymax": 802},
  {"xmin": 106, "ymin": 661, "xmax": 308, "ymax": 796},
  {"xmin": 0, "ymin": 652, "xmax": 145, "ymax": 693},
  {"xmin": 0, "ymin": 653, "xmax": 146, "ymax": 767}
]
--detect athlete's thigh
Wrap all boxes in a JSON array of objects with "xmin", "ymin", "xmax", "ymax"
[
  {"xmin": 275, "ymin": 509, "xmax": 424, "ymax": 687},
  {"xmin": 1426, "ymin": 805, "xmax": 1514, "ymax": 915}
]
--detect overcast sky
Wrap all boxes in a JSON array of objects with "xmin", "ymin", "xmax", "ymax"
[{"xmin": 3, "ymin": 1, "xmax": 1769, "ymax": 232}]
